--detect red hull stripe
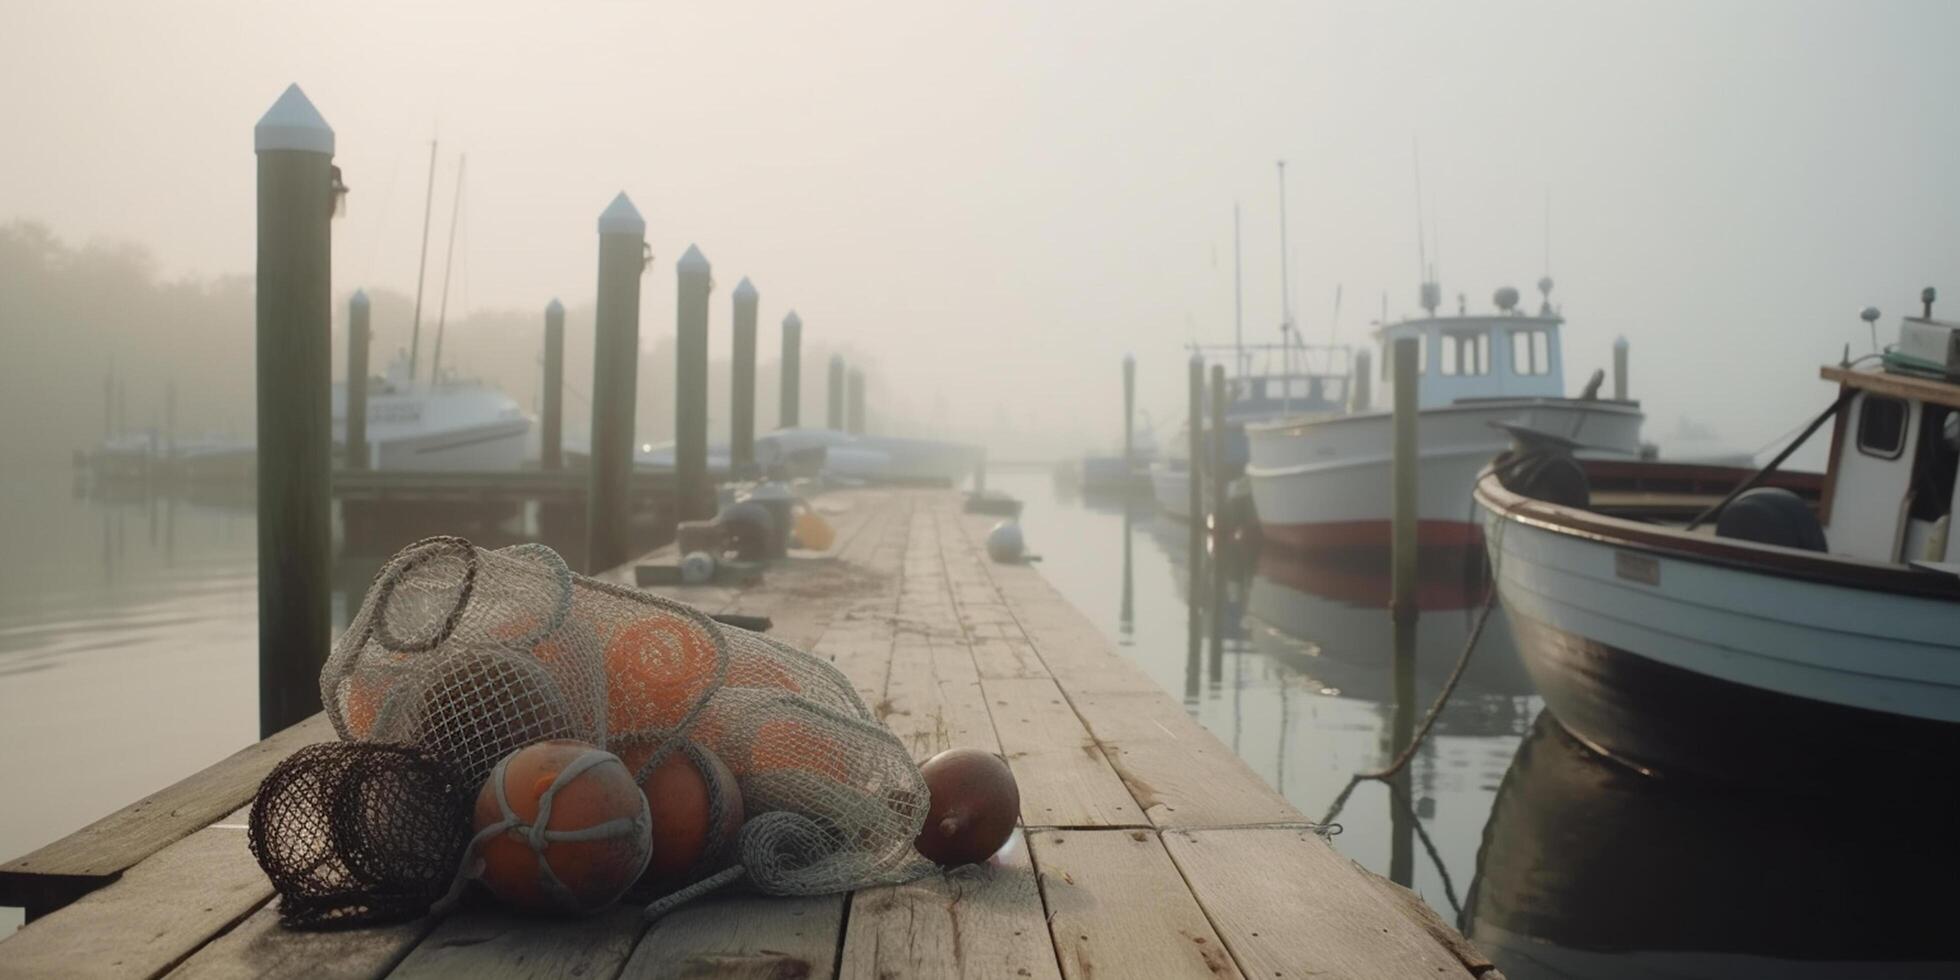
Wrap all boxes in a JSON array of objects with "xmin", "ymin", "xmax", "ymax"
[{"xmin": 1260, "ymin": 519, "xmax": 1483, "ymax": 551}]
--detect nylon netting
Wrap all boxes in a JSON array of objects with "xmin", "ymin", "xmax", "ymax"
[
  {"xmin": 249, "ymin": 741, "xmax": 472, "ymax": 928},
  {"xmin": 296, "ymin": 535, "xmax": 932, "ymax": 923}
]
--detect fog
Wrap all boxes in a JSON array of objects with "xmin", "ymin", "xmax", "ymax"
[{"xmin": 8, "ymin": 0, "xmax": 1960, "ymax": 464}]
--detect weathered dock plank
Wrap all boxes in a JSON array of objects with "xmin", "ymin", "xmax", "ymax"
[
  {"xmin": 986, "ymin": 677, "xmax": 1148, "ymax": 829},
  {"xmin": 840, "ymin": 831, "xmax": 1058, "ymax": 980},
  {"xmin": 389, "ymin": 906, "xmax": 642, "ymax": 980},
  {"xmin": 1066, "ymin": 690, "xmax": 1304, "ymax": 829},
  {"xmin": 625, "ymin": 893, "xmax": 844, "ymax": 979},
  {"xmin": 166, "ymin": 904, "xmax": 431, "ymax": 980},
  {"xmin": 0, "ymin": 712, "xmax": 332, "ymax": 917},
  {"xmin": 0, "ymin": 827, "xmax": 271, "ymax": 979},
  {"xmin": 1029, "ymin": 829, "xmax": 1241, "ymax": 980},
  {"xmin": 1162, "ymin": 827, "xmax": 1470, "ymax": 979}
]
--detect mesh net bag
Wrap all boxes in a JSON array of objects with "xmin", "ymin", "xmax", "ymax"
[
  {"xmin": 321, "ymin": 535, "xmax": 934, "ymax": 918},
  {"xmin": 660, "ymin": 626, "xmax": 934, "ymax": 908},
  {"xmin": 249, "ymin": 741, "xmax": 473, "ymax": 929}
]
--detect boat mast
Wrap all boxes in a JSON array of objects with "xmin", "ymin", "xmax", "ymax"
[
  {"xmin": 429, "ymin": 154, "xmax": 466, "ymax": 387},
  {"xmin": 1233, "ymin": 202, "xmax": 1244, "ymax": 380},
  {"xmin": 1278, "ymin": 160, "xmax": 1293, "ymax": 414},
  {"xmin": 407, "ymin": 139, "xmax": 437, "ymax": 383}
]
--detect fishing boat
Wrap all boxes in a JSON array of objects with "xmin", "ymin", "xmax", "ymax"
[
  {"xmin": 1475, "ymin": 293, "xmax": 1960, "ymax": 783},
  {"xmin": 332, "ymin": 355, "xmax": 533, "ymax": 471},
  {"xmin": 1150, "ymin": 344, "xmax": 1351, "ymax": 523},
  {"xmin": 1247, "ymin": 278, "xmax": 1645, "ymax": 561},
  {"xmin": 1467, "ymin": 714, "xmax": 1958, "ymax": 978}
]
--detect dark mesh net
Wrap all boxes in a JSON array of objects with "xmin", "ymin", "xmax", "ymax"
[{"xmin": 248, "ymin": 741, "xmax": 472, "ymax": 929}]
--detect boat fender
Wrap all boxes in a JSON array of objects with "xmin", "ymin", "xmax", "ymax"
[
  {"xmin": 716, "ymin": 501, "xmax": 775, "ymax": 561},
  {"xmin": 1714, "ymin": 487, "xmax": 1828, "ymax": 552},
  {"xmin": 986, "ymin": 521, "xmax": 1026, "ymax": 563},
  {"xmin": 1502, "ymin": 453, "xmax": 1590, "ymax": 508}
]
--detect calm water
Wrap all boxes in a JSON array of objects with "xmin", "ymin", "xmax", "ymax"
[
  {"xmin": 997, "ymin": 467, "xmax": 1957, "ymax": 979},
  {"xmin": 3, "ymin": 466, "xmax": 1953, "ymax": 974}
]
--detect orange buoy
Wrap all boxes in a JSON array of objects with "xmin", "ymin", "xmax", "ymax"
[
  {"xmin": 792, "ymin": 509, "xmax": 836, "ymax": 551},
  {"xmin": 471, "ymin": 740, "xmax": 651, "ymax": 913},
  {"xmin": 620, "ymin": 742, "xmax": 745, "ymax": 891},
  {"xmin": 914, "ymin": 748, "xmax": 1020, "ymax": 867},
  {"xmin": 605, "ymin": 615, "xmax": 719, "ymax": 736}
]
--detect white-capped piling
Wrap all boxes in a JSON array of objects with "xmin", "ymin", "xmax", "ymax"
[
  {"xmin": 731, "ymin": 277, "xmax": 759, "ymax": 474},
  {"xmin": 586, "ymin": 192, "xmax": 647, "ymax": 573},
  {"xmin": 542, "ymin": 298, "xmax": 565, "ymax": 470},
  {"xmin": 675, "ymin": 244, "xmax": 713, "ymax": 522},
  {"xmin": 780, "ymin": 310, "xmax": 803, "ymax": 429},
  {"xmin": 345, "ymin": 290, "xmax": 370, "ymax": 470},
  {"xmin": 254, "ymin": 84, "xmax": 335, "ymax": 736}
]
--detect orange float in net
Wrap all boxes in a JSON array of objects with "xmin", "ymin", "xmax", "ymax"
[
  {"xmin": 469, "ymin": 739, "xmax": 651, "ymax": 914},
  {"xmin": 605, "ymin": 615, "xmax": 720, "ymax": 737},
  {"xmin": 619, "ymin": 741, "xmax": 745, "ymax": 893}
]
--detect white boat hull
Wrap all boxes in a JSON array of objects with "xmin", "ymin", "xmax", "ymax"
[
  {"xmin": 1246, "ymin": 399, "xmax": 1643, "ymax": 555},
  {"xmin": 1482, "ymin": 495, "xmax": 1960, "ymax": 780}
]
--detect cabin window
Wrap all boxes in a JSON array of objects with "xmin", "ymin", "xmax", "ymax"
[
  {"xmin": 1856, "ymin": 395, "xmax": 1909, "ymax": 460},
  {"xmin": 1510, "ymin": 330, "xmax": 1551, "ymax": 376},
  {"xmin": 1438, "ymin": 332, "xmax": 1489, "ymax": 376}
]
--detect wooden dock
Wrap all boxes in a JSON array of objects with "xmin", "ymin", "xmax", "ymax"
[{"xmin": 0, "ymin": 487, "xmax": 1493, "ymax": 979}]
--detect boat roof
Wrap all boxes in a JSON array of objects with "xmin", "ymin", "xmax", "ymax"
[
  {"xmin": 1820, "ymin": 363, "xmax": 1960, "ymax": 411},
  {"xmin": 1372, "ymin": 310, "xmax": 1563, "ymax": 339}
]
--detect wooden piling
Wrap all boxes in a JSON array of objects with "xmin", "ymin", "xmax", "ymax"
[
  {"xmin": 1352, "ymin": 348, "xmax": 1372, "ymax": 412},
  {"xmin": 1209, "ymin": 364, "xmax": 1227, "ymax": 534},
  {"xmin": 731, "ymin": 277, "xmax": 759, "ymax": 474},
  {"xmin": 586, "ymin": 192, "xmax": 647, "ymax": 574},
  {"xmin": 1388, "ymin": 336, "xmax": 1419, "ymax": 883},
  {"xmin": 675, "ymin": 245, "xmax": 713, "ymax": 521},
  {"xmin": 846, "ymin": 368, "xmax": 866, "ymax": 435},
  {"xmin": 780, "ymin": 309, "xmax": 802, "ymax": 428},
  {"xmin": 828, "ymin": 355, "xmax": 846, "ymax": 430},
  {"xmin": 345, "ymin": 290, "xmax": 370, "ymax": 470},
  {"xmin": 542, "ymin": 298, "xmax": 565, "ymax": 470},
  {"xmin": 1613, "ymin": 336, "xmax": 1629, "ymax": 400},
  {"xmin": 1123, "ymin": 354, "xmax": 1137, "ymax": 478},
  {"xmin": 1187, "ymin": 354, "xmax": 1204, "ymax": 538},
  {"xmin": 163, "ymin": 379, "xmax": 177, "ymax": 458},
  {"xmin": 253, "ymin": 84, "xmax": 335, "ymax": 737}
]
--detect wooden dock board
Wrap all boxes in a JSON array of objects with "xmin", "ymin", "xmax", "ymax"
[
  {"xmin": 0, "ymin": 487, "xmax": 1487, "ymax": 979},
  {"xmin": 0, "ymin": 713, "xmax": 333, "ymax": 918}
]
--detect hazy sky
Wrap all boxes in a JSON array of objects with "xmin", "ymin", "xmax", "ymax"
[{"xmin": 8, "ymin": 0, "xmax": 1960, "ymax": 458}]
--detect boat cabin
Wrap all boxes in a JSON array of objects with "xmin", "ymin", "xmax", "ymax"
[
  {"xmin": 1373, "ymin": 283, "xmax": 1570, "ymax": 410},
  {"xmin": 1819, "ymin": 317, "xmax": 1960, "ymax": 564},
  {"xmin": 1195, "ymin": 341, "xmax": 1353, "ymax": 423}
]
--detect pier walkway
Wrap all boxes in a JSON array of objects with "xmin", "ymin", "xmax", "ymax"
[{"xmin": 0, "ymin": 487, "xmax": 1492, "ymax": 979}]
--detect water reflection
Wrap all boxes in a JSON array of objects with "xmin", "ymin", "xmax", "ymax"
[{"xmin": 1468, "ymin": 715, "xmax": 1959, "ymax": 978}]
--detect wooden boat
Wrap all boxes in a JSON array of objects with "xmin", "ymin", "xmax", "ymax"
[{"xmin": 1475, "ymin": 300, "xmax": 1960, "ymax": 782}]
